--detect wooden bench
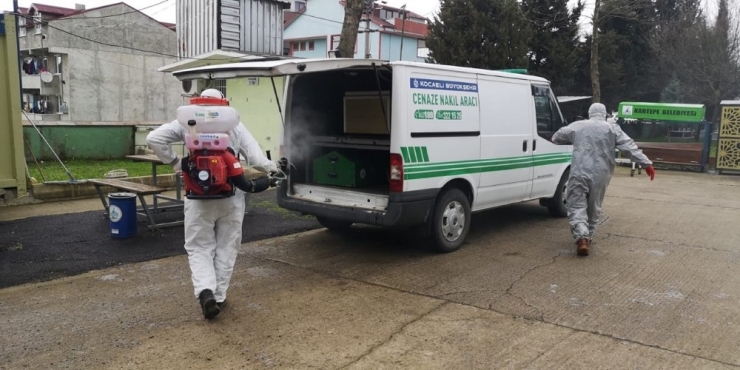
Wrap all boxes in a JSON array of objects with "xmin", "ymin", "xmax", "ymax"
[{"xmin": 88, "ymin": 178, "xmax": 183, "ymax": 230}]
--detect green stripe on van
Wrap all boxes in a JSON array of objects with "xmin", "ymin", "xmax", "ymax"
[
  {"xmin": 408, "ymin": 147, "xmax": 418, "ymax": 162},
  {"xmin": 400, "ymin": 147, "xmax": 411, "ymax": 163},
  {"xmin": 405, "ymin": 152, "xmax": 569, "ymax": 170},
  {"xmin": 400, "ymin": 146, "xmax": 431, "ymax": 163},
  {"xmin": 403, "ymin": 153, "xmax": 571, "ymax": 180},
  {"xmin": 414, "ymin": 147, "xmax": 424, "ymax": 163}
]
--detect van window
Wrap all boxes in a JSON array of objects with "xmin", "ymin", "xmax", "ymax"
[{"xmin": 532, "ymin": 85, "xmax": 565, "ymax": 138}]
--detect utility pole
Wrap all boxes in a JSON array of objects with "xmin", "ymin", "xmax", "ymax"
[
  {"xmin": 363, "ymin": 0, "xmax": 372, "ymax": 59},
  {"xmin": 398, "ymin": 4, "xmax": 407, "ymax": 61},
  {"xmin": 13, "ymin": 0, "xmax": 23, "ymax": 100}
]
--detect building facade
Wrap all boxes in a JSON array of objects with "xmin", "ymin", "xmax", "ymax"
[
  {"xmin": 161, "ymin": 0, "xmax": 291, "ymax": 158},
  {"xmin": 176, "ymin": 0, "xmax": 289, "ymax": 60},
  {"xmin": 283, "ymin": 0, "xmax": 429, "ymax": 62},
  {"xmin": 18, "ymin": 3, "xmax": 181, "ymax": 124}
]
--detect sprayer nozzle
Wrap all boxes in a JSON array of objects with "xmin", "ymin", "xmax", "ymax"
[{"xmin": 188, "ymin": 120, "xmax": 196, "ymax": 126}]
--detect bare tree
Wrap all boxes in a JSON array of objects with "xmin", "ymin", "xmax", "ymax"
[
  {"xmin": 590, "ymin": 0, "xmax": 603, "ymax": 102},
  {"xmin": 337, "ymin": 0, "xmax": 368, "ymax": 58},
  {"xmin": 652, "ymin": 0, "xmax": 740, "ymax": 122},
  {"xmin": 585, "ymin": 0, "xmax": 655, "ymax": 102}
]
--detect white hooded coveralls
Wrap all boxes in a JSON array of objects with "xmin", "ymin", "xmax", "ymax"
[
  {"xmin": 147, "ymin": 121, "xmax": 276, "ymax": 302},
  {"xmin": 552, "ymin": 103, "xmax": 652, "ymax": 241}
]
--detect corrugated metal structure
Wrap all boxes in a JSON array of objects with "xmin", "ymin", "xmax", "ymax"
[{"xmin": 177, "ymin": 0, "xmax": 290, "ymax": 59}]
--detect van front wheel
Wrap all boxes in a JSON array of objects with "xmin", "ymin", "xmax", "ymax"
[
  {"xmin": 546, "ymin": 169, "xmax": 569, "ymax": 218},
  {"xmin": 430, "ymin": 188, "xmax": 472, "ymax": 253},
  {"xmin": 317, "ymin": 217, "xmax": 353, "ymax": 231}
]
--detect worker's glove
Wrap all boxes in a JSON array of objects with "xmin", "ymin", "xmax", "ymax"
[
  {"xmin": 645, "ymin": 165, "xmax": 656, "ymax": 181},
  {"xmin": 248, "ymin": 176, "xmax": 272, "ymax": 193},
  {"xmin": 278, "ymin": 157, "xmax": 289, "ymax": 172}
]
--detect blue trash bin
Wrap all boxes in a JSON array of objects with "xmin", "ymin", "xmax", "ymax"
[{"xmin": 108, "ymin": 192, "xmax": 137, "ymax": 239}]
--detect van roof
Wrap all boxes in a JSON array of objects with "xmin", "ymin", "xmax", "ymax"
[
  {"xmin": 172, "ymin": 58, "xmax": 550, "ymax": 84},
  {"xmin": 389, "ymin": 61, "xmax": 549, "ymax": 83}
]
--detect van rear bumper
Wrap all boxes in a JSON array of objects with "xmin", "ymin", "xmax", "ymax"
[{"xmin": 276, "ymin": 184, "xmax": 437, "ymax": 227}]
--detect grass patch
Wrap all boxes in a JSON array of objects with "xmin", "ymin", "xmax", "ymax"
[{"xmin": 27, "ymin": 159, "xmax": 173, "ymax": 182}]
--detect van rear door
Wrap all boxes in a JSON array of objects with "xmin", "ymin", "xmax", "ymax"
[{"xmin": 172, "ymin": 58, "xmax": 389, "ymax": 80}]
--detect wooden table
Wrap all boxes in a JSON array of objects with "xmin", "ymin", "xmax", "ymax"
[
  {"xmin": 126, "ymin": 155, "xmax": 183, "ymax": 211},
  {"xmin": 88, "ymin": 178, "xmax": 180, "ymax": 230}
]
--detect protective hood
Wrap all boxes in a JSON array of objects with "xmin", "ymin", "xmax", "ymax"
[{"xmin": 588, "ymin": 103, "xmax": 608, "ymax": 121}]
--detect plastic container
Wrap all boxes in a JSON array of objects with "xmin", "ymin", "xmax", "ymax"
[
  {"xmin": 108, "ymin": 192, "xmax": 137, "ymax": 239},
  {"xmin": 176, "ymin": 105, "xmax": 240, "ymax": 133},
  {"xmin": 313, "ymin": 150, "xmax": 375, "ymax": 188}
]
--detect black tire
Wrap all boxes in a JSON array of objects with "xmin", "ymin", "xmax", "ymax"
[
  {"xmin": 317, "ymin": 217, "xmax": 353, "ymax": 231},
  {"xmin": 547, "ymin": 169, "xmax": 569, "ymax": 218},
  {"xmin": 430, "ymin": 188, "xmax": 472, "ymax": 253}
]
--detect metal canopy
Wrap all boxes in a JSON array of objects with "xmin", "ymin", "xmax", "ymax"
[
  {"xmin": 157, "ymin": 50, "xmax": 294, "ymax": 73},
  {"xmin": 172, "ymin": 58, "xmax": 389, "ymax": 80},
  {"xmin": 557, "ymin": 96, "xmax": 592, "ymax": 103}
]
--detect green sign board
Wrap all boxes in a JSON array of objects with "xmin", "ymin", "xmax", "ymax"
[{"xmin": 617, "ymin": 102, "xmax": 706, "ymax": 123}]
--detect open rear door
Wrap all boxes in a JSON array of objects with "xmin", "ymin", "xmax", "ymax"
[{"xmin": 173, "ymin": 58, "xmax": 389, "ymax": 81}]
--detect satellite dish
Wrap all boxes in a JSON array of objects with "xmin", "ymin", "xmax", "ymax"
[{"xmin": 40, "ymin": 71, "xmax": 53, "ymax": 83}]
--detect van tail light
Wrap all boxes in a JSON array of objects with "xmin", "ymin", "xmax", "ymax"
[{"xmin": 390, "ymin": 153, "xmax": 404, "ymax": 193}]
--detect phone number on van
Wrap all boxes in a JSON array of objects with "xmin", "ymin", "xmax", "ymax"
[{"xmin": 414, "ymin": 109, "xmax": 462, "ymax": 121}]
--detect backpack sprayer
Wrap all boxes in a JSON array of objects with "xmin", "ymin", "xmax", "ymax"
[{"xmin": 177, "ymin": 95, "xmax": 280, "ymax": 199}]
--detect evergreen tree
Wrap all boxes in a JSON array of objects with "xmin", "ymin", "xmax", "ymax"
[
  {"xmin": 651, "ymin": 0, "xmax": 740, "ymax": 122},
  {"xmin": 660, "ymin": 77, "xmax": 685, "ymax": 102},
  {"xmin": 592, "ymin": 0, "xmax": 659, "ymax": 109},
  {"xmin": 427, "ymin": 0, "xmax": 532, "ymax": 70},
  {"xmin": 521, "ymin": 0, "xmax": 585, "ymax": 95}
]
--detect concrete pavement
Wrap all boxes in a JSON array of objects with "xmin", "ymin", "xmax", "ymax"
[{"xmin": 2, "ymin": 167, "xmax": 740, "ymax": 369}]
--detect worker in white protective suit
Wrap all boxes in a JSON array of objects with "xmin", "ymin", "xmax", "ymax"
[
  {"xmin": 552, "ymin": 103, "xmax": 655, "ymax": 256},
  {"xmin": 147, "ymin": 89, "xmax": 278, "ymax": 319}
]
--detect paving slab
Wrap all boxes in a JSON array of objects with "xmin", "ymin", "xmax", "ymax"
[
  {"xmin": 244, "ymin": 168, "xmax": 740, "ymax": 368},
  {"xmin": 2, "ymin": 235, "xmax": 732, "ymax": 370},
  {"xmin": 2, "ymin": 168, "xmax": 740, "ymax": 369},
  {"xmin": 346, "ymin": 303, "xmax": 735, "ymax": 370},
  {"xmin": 0, "ymin": 251, "xmax": 442, "ymax": 370}
]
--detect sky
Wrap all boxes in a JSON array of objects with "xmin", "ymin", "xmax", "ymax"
[
  {"xmin": 0, "ymin": 0, "xmax": 441, "ymax": 23},
  {"xmin": 2, "ymin": 0, "xmax": 715, "ymax": 36}
]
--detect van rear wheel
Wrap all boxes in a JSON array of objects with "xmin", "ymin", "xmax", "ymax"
[
  {"xmin": 430, "ymin": 188, "xmax": 472, "ymax": 253},
  {"xmin": 317, "ymin": 217, "xmax": 353, "ymax": 231}
]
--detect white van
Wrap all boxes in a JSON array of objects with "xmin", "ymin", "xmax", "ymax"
[{"xmin": 174, "ymin": 59, "xmax": 572, "ymax": 252}]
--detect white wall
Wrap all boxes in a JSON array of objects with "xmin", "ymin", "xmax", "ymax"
[{"xmin": 64, "ymin": 48, "xmax": 181, "ymax": 122}]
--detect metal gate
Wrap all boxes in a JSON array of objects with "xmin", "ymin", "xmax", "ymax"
[{"xmin": 717, "ymin": 103, "xmax": 740, "ymax": 173}]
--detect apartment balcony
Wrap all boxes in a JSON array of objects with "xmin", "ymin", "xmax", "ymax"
[
  {"xmin": 21, "ymin": 73, "xmax": 62, "ymax": 96},
  {"xmin": 23, "ymin": 113, "xmax": 65, "ymax": 122}
]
